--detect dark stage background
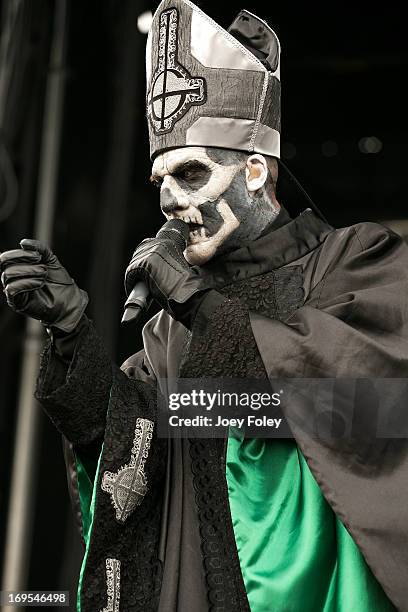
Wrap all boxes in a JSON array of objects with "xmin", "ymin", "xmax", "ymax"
[{"xmin": 0, "ymin": 0, "xmax": 406, "ymax": 607}]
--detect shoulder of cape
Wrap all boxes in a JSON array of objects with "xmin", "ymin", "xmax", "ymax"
[
  {"xmin": 318, "ymin": 220, "xmax": 402, "ymax": 261},
  {"xmin": 350, "ymin": 220, "xmax": 403, "ymax": 251},
  {"xmin": 301, "ymin": 220, "xmax": 406, "ymax": 295}
]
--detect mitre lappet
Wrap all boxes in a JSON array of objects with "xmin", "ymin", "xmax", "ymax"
[{"xmin": 146, "ymin": 0, "xmax": 281, "ymax": 160}]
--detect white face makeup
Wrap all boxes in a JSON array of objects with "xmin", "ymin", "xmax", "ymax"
[{"xmin": 150, "ymin": 146, "xmax": 279, "ymax": 265}]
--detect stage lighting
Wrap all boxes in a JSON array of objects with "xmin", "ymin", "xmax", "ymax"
[
  {"xmin": 358, "ymin": 136, "xmax": 383, "ymax": 154},
  {"xmin": 137, "ymin": 11, "xmax": 153, "ymax": 34}
]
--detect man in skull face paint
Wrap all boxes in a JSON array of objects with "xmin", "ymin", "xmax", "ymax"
[
  {"xmin": 2, "ymin": 2, "xmax": 408, "ymax": 611},
  {"xmin": 150, "ymin": 146, "xmax": 280, "ymax": 265}
]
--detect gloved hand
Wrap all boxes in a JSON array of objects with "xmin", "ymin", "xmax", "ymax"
[
  {"xmin": 0, "ymin": 239, "xmax": 89, "ymax": 333},
  {"xmin": 124, "ymin": 219, "xmax": 210, "ymax": 326}
]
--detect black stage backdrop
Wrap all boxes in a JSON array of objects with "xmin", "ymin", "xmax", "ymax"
[{"xmin": 0, "ymin": 0, "xmax": 406, "ymax": 602}]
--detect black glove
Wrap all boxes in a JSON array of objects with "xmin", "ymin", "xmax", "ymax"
[
  {"xmin": 124, "ymin": 219, "xmax": 210, "ymax": 326},
  {"xmin": 0, "ymin": 239, "xmax": 88, "ymax": 333}
]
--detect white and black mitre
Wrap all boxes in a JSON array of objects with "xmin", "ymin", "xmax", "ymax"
[{"xmin": 146, "ymin": 0, "xmax": 281, "ymax": 159}]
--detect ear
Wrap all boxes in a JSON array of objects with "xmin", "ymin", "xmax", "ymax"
[{"xmin": 245, "ymin": 154, "xmax": 268, "ymax": 194}]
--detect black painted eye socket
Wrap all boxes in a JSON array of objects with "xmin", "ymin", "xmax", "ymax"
[
  {"xmin": 174, "ymin": 162, "xmax": 211, "ymax": 186},
  {"xmin": 178, "ymin": 168, "xmax": 198, "ymax": 180}
]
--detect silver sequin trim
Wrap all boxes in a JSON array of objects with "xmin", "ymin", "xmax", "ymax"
[
  {"xmin": 100, "ymin": 558, "xmax": 121, "ymax": 612},
  {"xmin": 101, "ymin": 417, "xmax": 154, "ymax": 523}
]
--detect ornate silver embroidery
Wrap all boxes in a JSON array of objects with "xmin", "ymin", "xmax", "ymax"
[
  {"xmin": 101, "ymin": 417, "xmax": 154, "ymax": 523},
  {"xmin": 249, "ymin": 72, "xmax": 270, "ymax": 151},
  {"xmin": 147, "ymin": 8, "xmax": 206, "ymax": 135},
  {"xmin": 100, "ymin": 558, "xmax": 121, "ymax": 612}
]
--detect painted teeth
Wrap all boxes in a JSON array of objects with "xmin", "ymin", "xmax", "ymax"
[{"xmin": 187, "ymin": 224, "xmax": 205, "ymax": 239}]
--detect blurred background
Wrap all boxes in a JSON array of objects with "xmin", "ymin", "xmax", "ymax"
[{"xmin": 0, "ymin": 0, "xmax": 406, "ymax": 608}]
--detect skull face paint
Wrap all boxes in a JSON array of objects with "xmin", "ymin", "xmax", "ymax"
[{"xmin": 150, "ymin": 146, "xmax": 279, "ymax": 265}]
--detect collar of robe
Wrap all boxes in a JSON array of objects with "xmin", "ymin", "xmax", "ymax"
[{"xmin": 198, "ymin": 207, "xmax": 334, "ymax": 287}]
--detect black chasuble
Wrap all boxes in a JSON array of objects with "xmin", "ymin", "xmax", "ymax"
[{"xmin": 36, "ymin": 208, "xmax": 408, "ymax": 611}]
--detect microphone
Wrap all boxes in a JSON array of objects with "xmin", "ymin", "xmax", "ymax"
[{"xmin": 121, "ymin": 218, "xmax": 190, "ymax": 324}]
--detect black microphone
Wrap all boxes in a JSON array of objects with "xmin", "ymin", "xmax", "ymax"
[{"xmin": 121, "ymin": 218, "xmax": 190, "ymax": 324}]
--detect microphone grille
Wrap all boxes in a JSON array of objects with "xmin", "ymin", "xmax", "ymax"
[{"xmin": 156, "ymin": 218, "xmax": 190, "ymax": 248}]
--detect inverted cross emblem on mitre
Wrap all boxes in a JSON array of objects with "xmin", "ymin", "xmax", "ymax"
[{"xmin": 147, "ymin": 7, "xmax": 206, "ymax": 135}]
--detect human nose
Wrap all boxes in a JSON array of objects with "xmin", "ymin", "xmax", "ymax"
[{"xmin": 160, "ymin": 187, "xmax": 189, "ymax": 214}]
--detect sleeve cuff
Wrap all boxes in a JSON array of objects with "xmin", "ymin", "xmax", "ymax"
[{"xmin": 35, "ymin": 318, "xmax": 113, "ymax": 445}]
